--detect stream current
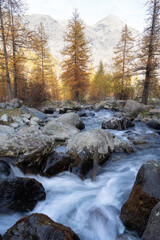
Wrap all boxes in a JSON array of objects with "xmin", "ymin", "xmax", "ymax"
[{"xmin": 0, "ymin": 109, "xmax": 160, "ymax": 240}]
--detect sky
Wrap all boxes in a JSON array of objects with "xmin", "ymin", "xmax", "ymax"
[{"xmin": 26, "ymin": 0, "xmax": 146, "ymax": 32}]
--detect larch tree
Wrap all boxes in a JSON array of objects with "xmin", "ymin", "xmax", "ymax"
[
  {"xmin": 113, "ymin": 24, "xmax": 135, "ymax": 100},
  {"xmin": 61, "ymin": 10, "xmax": 91, "ymax": 101},
  {"xmin": 9, "ymin": 0, "xmax": 27, "ymax": 98},
  {"xmin": 138, "ymin": 0, "xmax": 160, "ymax": 104},
  {"xmin": 0, "ymin": 0, "xmax": 12, "ymax": 100}
]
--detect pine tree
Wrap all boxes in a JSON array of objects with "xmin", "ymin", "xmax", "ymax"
[
  {"xmin": 90, "ymin": 61, "xmax": 109, "ymax": 100},
  {"xmin": 113, "ymin": 24, "xmax": 135, "ymax": 99},
  {"xmin": 61, "ymin": 10, "xmax": 91, "ymax": 101},
  {"xmin": 139, "ymin": 0, "xmax": 160, "ymax": 104}
]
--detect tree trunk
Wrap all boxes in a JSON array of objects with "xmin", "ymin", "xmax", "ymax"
[
  {"xmin": 142, "ymin": 0, "xmax": 157, "ymax": 104},
  {"xmin": 0, "ymin": 1, "xmax": 12, "ymax": 100},
  {"xmin": 11, "ymin": 4, "xmax": 18, "ymax": 98}
]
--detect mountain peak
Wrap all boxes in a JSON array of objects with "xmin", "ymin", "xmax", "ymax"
[{"xmin": 96, "ymin": 14, "xmax": 124, "ymax": 27}]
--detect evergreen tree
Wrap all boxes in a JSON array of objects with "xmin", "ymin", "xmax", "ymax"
[
  {"xmin": 113, "ymin": 24, "xmax": 135, "ymax": 99},
  {"xmin": 61, "ymin": 10, "xmax": 91, "ymax": 101},
  {"xmin": 90, "ymin": 61, "xmax": 110, "ymax": 100}
]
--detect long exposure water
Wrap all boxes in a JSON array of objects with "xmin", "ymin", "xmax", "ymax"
[{"xmin": 0, "ymin": 109, "xmax": 160, "ymax": 240}]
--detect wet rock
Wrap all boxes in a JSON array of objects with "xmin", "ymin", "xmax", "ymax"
[
  {"xmin": 66, "ymin": 129, "xmax": 133, "ymax": 177},
  {"xmin": 42, "ymin": 152, "xmax": 73, "ymax": 177},
  {"xmin": 71, "ymin": 147, "xmax": 96, "ymax": 178},
  {"xmin": 78, "ymin": 111, "xmax": 88, "ymax": 117},
  {"xmin": 4, "ymin": 213, "xmax": 80, "ymax": 240},
  {"xmin": 102, "ymin": 117, "xmax": 135, "ymax": 130},
  {"xmin": 43, "ymin": 120, "xmax": 79, "ymax": 141},
  {"xmin": 20, "ymin": 105, "xmax": 47, "ymax": 121},
  {"xmin": 133, "ymin": 138, "xmax": 148, "ymax": 145},
  {"xmin": 120, "ymin": 160, "xmax": 160, "ymax": 237},
  {"xmin": 0, "ymin": 125, "xmax": 14, "ymax": 136},
  {"xmin": 147, "ymin": 118, "xmax": 160, "ymax": 130},
  {"xmin": 0, "ymin": 177, "xmax": 46, "ymax": 213},
  {"xmin": 142, "ymin": 202, "xmax": 160, "ymax": 240},
  {"xmin": 0, "ymin": 160, "xmax": 11, "ymax": 179},
  {"xmin": 57, "ymin": 112, "xmax": 85, "ymax": 130},
  {"xmin": 124, "ymin": 100, "xmax": 148, "ymax": 117},
  {"xmin": 44, "ymin": 108, "xmax": 55, "ymax": 114}
]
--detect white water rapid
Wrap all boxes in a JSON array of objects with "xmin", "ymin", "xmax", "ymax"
[{"xmin": 0, "ymin": 110, "xmax": 160, "ymax": 240}]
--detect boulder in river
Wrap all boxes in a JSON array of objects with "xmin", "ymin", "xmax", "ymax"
[
  {"xmin": 124, "ymin": 100, "xmax": 149, "ymax": 117},
  {"xmin": 17, "ymin": 150, "xmax": 73, "ymax": 177},
  {"xmin": 43, "ymin": 120, "xmax": 80, "ymax": 141},
  {"xmin": 0, "ymin": 129, "xmax": 54, "ymax": 158},
  {"xmin": 120, "ymin": 160, "xmax": 160, "ymax": 237},
  {"xmin": 56, "ymin": 112, "xmax": 85, "ymax": 130},
  {"xmin": 66, "ymin": 129, "xmax": 134, "ymax": 177},
  {"xmin": 147, "ymin": 118, "xmax": 160, "ymax": 130},
  {"xmin": 20, "ymin": 105, "xmax": 47, "ymax": 121},
  {"xmin": 42, "ymin": 151, "xmax": 74, "ymax": 177},
  {"xmin": 102, "ymin": 117, "xmax": 135, "ymax": 130},
  {"xmin": 0, "ymin": 177, "xmax": 46, "ymax": 213},
  {"xmin": 4, "ymin": 213, "xmax": 80, "ymax": 240},
  {"xmin": 142, "ymin": 202, "xmax": 160, "ymax": 240},
  {"xmin": 0, "ymin": 159, "xmax": 12, "ymax": 179}
]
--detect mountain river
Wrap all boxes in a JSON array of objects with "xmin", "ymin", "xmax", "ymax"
[{"xmin": 0, "ymin": 109, "xmax": 160, "ymax": 240}]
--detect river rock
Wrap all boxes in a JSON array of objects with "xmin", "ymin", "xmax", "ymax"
[
  {"xmin": 0, "ymin": 177, "xmax": 46, "ymax": 213},
  {"xmin": 102, "ymin": 117, "xmax": 135, "ymax": 130},
  {"xmin": 4, "ymin": 213, "xmax": 80, "ymax": 240},
  {"xmin": 66, "ymin": 129, "xmax": 133, "ymax": 177},
  {"xmin": 9, "ymin": 122, "xmax": 20, "ymax": 128},
  {"xmin": 0, "ymin": 160, "xmax": 11, "ymax": 179},
  {"xmin": 57, "ymin": 112, "xmax": 85, "ymax": 130},
  {"xmin": 0, "ymin": 125, "xmax": 14, "ymax": 136},
  {"xmin": 94, "ymin": 101, "xmax": 107, "ymax": 112},
  {"xmin": 42, "ymin": 151, "xmax": 73, "ymax": 177},
  {"xmin": 120, "ymin": 160, "xmax": 160, "ymax": 237},
  {"xmin": 12, "ymin": 116, "xmax": 24, "ymax": 125},
  {"xmin": 44, "ymin": 108, "xmax": 55, "ymax": 114},
  {"xmin": 147, "ymin": 118, "xmax": 160, "ymax": 130},
  {"xmin": 124, "ymin": 100, "xmax": 147, "ymax": 117},
  {"xmin": 0, "ymin": 130, "xmax": 54, "ymax": 159},
  {"xmin": 0, "ymin": 114, "xmax": 8, "ymax": 122},
  {"xmin": 43, "ymin": 120, "xmax": 79, "ymax": 141},
  {"xmin": 67, "ymin": 129, "xmax": 133, "ymax": 156},
  {"xmin": 20, "ymin": 105, "xmax": 47, "ymax": 121},
  {"xmin": 142, "ymin": 202, "xmax": 160, "ymax": 240},
  {"xmin": 149, "ymin": 108, "xmax": 160, "ymax": 116}
]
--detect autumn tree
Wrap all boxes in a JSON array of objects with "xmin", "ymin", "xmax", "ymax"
[
  {"xmin": 137, "ymin": 0, "xmax": 160, "ymax": 104},
  {"xmin": 89, "ymin": 61, "xmax": 112, "ymax": 100},
  {"xmin": 113, "ymin": 24, "xmax": 135, "ymax": 100},
  {"xmin": 0, "ymin": 0, "xmax": 12, "ymax": 100},
  {"xmin": 61, "ymin": 10, "xmax": 91, "ymax": 101}
]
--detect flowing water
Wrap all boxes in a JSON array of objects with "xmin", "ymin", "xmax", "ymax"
[{"xmin": 0, "ymin": 109, "xmax": 160, "ymax": 240}]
